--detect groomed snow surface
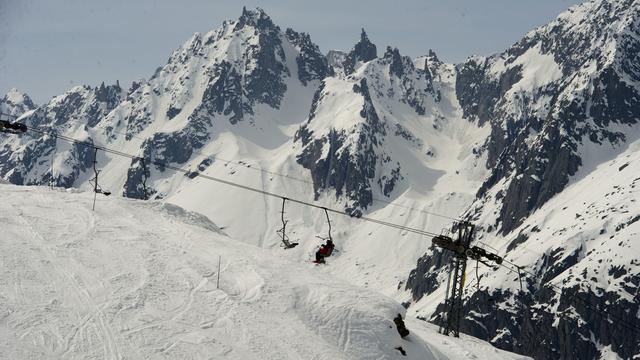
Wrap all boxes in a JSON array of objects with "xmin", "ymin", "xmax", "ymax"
[{"xmin": 0, "ymin": 185, "xmax": 528, "ymax": 359}]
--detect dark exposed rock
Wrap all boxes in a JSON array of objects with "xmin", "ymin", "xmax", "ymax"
[
  {"xmin": 405, "ymin": 248, "xmax": 451, "ymax": 301},
  {"xmin": 0, "ymin": 84, "xmax": 121, "ymax": 187},
  {"xmin": 342, "ymin": 29, "xmax": 377, "ymax": 75},
  {"xmin": 506, "ymin": 230, "xmax": 529, "ymax": 252},
  {"xmin": 460, "ymin": 0, "xmax": 640, "ymax": 234},
  {"xmin": 123, "ymin": 157, "xmax": 153, "ymax": 199},
  {"xmin": 410, "ymin": 242, "xmax": 640, "ymax": 359},
  {"xmin": 239, "ymin": 9, "xmax": 289, "ymax": 111},
  {"xmin": 377, "ymin": 47, "xmax": 432, "ymax": 115},
  {"xmin": 201, "ymin": 61, "xmax": 246, "ymax": 124},
  {"xmin": 285, "ymin": 28, "xmax": 328, "ymax": 85},
  {"xmin": 88, "ymin": 82, "xmax": 123, "ymax": 127},
  {"xmin": 477, "ymin": 119, "xmax": 581, "ymax": 234},
  {"xmin": 122, "ymin": 108, "xmax": 211, "ymax": 198},
  {"xmin": 455, "ymin": 57, "xmax": 522, "ymax": 128},
  {"xmin": 235, "ymin": 6, "xmax": 276, "ymax": 32},
  {"xmin": 295, "ymin": 79, "xmax": 387, "ymax": 210},
  {"xmin": 407, "ymin": 4, "xmax": 640, "ymax": 359},
  {"xmin": 384, "ymin": 47, "xmax": 405, "ymax": 79},
  {"xmin": 166, "ymin": 106, "xmax": 182, "ymax": 120}
]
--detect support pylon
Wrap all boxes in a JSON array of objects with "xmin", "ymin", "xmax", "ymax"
[{"xmin": 441, "ymin": 221, "xmax": 475, "ymax": 337}]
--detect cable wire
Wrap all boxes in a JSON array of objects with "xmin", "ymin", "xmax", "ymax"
[
  {"xmin": 21, "ymin": 123, "xmax": 640, "ymax": 336},
  {"xmin": 24, "ymin": 125, "xmax": 443, "ymax": 239},
  {"xmin": 48, "ymin": 121, "xmax": 464, "ymax": 221}
]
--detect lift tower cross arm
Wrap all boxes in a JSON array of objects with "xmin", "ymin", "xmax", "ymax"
[{"xmin": 432, "ymin": 221, "xmax": 502, "ymax": 338}]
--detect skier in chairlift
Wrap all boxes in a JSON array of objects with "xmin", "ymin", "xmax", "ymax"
[{"xmin": 314, "ymin": 239, "xmax": 334, "ymax": 263}]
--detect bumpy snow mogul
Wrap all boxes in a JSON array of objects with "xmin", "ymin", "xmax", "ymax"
[
  {"xmin": 1, "ymin": 1, "xmax": 640, "ymax": 358},
  {"xmin": 2, "ymin": 185, "xmax": 532, "ymax": 360}
]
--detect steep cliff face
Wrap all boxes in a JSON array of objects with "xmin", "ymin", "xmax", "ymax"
[
  {"xmin": 342, "ymin": 29, "xmax": 378, "ymax": 75},
  {"xmin": 294, "ymin": 37, "xmax": 443, "ymax": 214},
  {"xmin": 285, "ymin": 28, "xmax": 329, "ymax": 85},
  {"xmin": 406, "ymin": 1, "xmax": 640, "ymax": 359},
  {"xmin": 458, "ymin": 0, "xmax": 640, "ymax": 234}
]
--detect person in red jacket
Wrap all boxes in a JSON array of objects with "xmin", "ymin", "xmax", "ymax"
[{"xmin": 315, "ymin": 239, "xmax": 334, "ymax": 263}]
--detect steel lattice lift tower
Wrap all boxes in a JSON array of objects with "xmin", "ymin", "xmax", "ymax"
[{"xmin": 432, "ymin": 221, "xmax": 502, "ymax": 337}]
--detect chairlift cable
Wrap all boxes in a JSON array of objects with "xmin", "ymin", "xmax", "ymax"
[{"xmin": 17, "ymin": 124, "xmax": 640, "ymax": 336}]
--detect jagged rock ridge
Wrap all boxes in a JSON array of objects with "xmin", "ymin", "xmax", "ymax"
[{"xmin": 1, "ymin": 3, "xmax": 640, "ymax": 359}]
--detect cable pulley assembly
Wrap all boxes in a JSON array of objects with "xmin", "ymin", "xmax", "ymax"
[{"xmin": 432, "ymin": 221, "xmax": 502, "ymax": 337}]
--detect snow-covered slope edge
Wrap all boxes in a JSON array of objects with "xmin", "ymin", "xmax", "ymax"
[
  {"xmin": 408, "ymin": 137, "xmax": 640, "ymax": 359},
  {"xmin": 0, "ymin": 184, "xmax": 527, "ymax": 360},
  {"xmin": 404, "ymin": 0, "xmax": 640, "ymax": 358}
]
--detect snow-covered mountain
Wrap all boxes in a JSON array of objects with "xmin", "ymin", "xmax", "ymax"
[
  {"xmin": 0, "ymin": 83, "xmax": 123, "ymax": 186},
  {"xmin": 0, "ymin": 88, "xmax": 35, "ymax": 118},
  {"xmin": 405, "ymin": 0, "xmax": 640, "ymax": 359},
  {"xmin": 2, "ymin": 1, "xmax": 640, "ymax": 359}
]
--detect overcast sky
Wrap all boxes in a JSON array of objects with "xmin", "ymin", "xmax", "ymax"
[{"xmin": 0, "ymin": 0, "xmax": 584, "ymax": 104}]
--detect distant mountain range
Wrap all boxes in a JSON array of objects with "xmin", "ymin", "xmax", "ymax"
[{"xmin": 2, "ymin": 1, "xmax": 639, "ymax": 358}]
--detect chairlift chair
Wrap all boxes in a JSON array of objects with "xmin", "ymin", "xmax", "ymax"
[
  {"xmin": 277, "ymin": 197, "xmax": 298, "ymax": 249},
  {"xmin": 315, "ymin": 208, "xmax": 335, "ymax": 256}
]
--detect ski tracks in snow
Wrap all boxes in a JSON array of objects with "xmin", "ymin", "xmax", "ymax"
[
  {"xmin": 1, "ymin": 196, "xmax": 123, "ymax": 360},
  {"xmin": 0, "ymin": 186, "xmax": 527, "ymax": 360}
]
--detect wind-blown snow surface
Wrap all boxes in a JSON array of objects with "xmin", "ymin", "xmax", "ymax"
[{"xmin": 0, "ymin": 185, "xmax": 527, "ymax": 360}]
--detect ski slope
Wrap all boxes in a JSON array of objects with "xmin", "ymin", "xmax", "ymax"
[{"xmin": 0, "ymin": 185, "xmax": 528, "ymax": 359}]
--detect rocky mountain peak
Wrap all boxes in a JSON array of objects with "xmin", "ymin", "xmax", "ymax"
[
  {"xmin": 3, "ymin": 88, "xmax": 35, "ymax": 108},
  {"xmin": 501, "ymin": 0, "xmax": 640, "ymax": 78},
  {"xmin": 342, "ymin": 28, "xmax": 378, "ymax": 75},
  {"xmin": 353, "ymin": 28, "xmax": 377, "ymax": 62},
  {"xmin": 3, "ymin": 5, "xmax": 640, "ymax": 359},
  {"xmin": 235, "ymin": 7, "xmax": 277, "ymax": 32},
  {"xmin": 0, "ymin": 88, "xmax": 36, "ymax": 120},
  {"xmin": 383, "ymin": 46, "xmax": 405, "ymax": 78},
  {"xmin": 95, "ymin": 81, "xmax": 122, "ymax": 104},
  {"xmin": 285, "ymin": 28, "xmax": 329, "ymax": 85}
]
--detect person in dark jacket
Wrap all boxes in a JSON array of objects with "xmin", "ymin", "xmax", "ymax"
[
  {"xmin": 315, "ymin": 248, "xmax": 326, "ymax": 263},
  {"xmin": 394, "ymin": 314, "xmax": 410, "ymax": 338},
  {"xmin": 324, "ymin": 239, "xmax": 334, "ymax": 255},
  {"xmin": 314, "ymin": 239, "xmax": 335, "ymax": 263}
]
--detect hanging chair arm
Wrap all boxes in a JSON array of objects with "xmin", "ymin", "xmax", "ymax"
[{"xmin": 322, "ymin": 207, "xmax": 332, "ymax": 242}]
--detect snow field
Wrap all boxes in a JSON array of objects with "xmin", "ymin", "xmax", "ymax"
[{"xmin": 0, "ymin": 185, "xmax": 527, "ymax": 359}]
